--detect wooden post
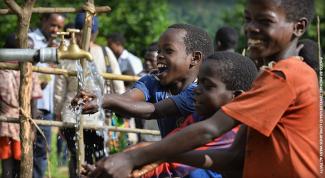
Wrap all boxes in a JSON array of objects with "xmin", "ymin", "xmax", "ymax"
[
  {"xmin": 4, "ymin": 0, "xmax": 35, "ymax": 178},
  {"xmin": 0, "ymin": 6, "xmax": 111, "ymax": 15},
  {"xmin": 76, "ymin": 0, "xmax": 95, "ymax": 175},
  {"xmin": 0, "ymin": 117, "xmax": 161, "ymax": 135},
  {"xmin": 0, "ymin": 62, "xmax": 140, "ymax": 81}
]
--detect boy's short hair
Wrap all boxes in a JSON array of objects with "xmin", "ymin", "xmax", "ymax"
[
  {"xmin": 147, "ymin": 42, "xmax": 158, "ymax": 52},
  {"xmin": 214, "ymin": 26, "xmax": 239, "ymax": 50},
  {"xmin": 107, "ymin": 33, "xmax": 126, "ymax": 46},
  {"xmin": 298, "ymin": 39, "xmax": 321, "ymax": 75},
  {"xmin": 279, "ymin": 0, "xmax": 315, "ymax": 25},
  {"xmin": 41, "ymin": 13, "xmax": 66, "ymax": 21},
  {"xmin": 205, "ymin": 51, "xmax": 258, "ymax": 91},
  {"xmin": 168, "ymin": 24, "xmax": 214, "ymax": 60}
]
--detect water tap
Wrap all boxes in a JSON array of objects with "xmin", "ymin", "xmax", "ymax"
[
  {"xmin": 57, "ymin": 28, "xmax": 93, "ymax": 62},
  {"xmin": 56, "ymin": 31, "xmax": 69, "ymax": 52}
]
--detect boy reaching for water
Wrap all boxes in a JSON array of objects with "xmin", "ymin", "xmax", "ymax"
[
  {"xmin": 82, "ymin": 0, "xmax": 320, "ymax": 177},
  {"xmin": 73, "ymin": 24, "xmax": 214, "ymax": 138}
]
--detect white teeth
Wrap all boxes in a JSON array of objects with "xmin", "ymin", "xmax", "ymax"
[
  {"xmin": 248, "ymin": 39, "xmax": 262, "ymax": 45},
  {"xmin": 157, "ymin": 64, "xmax": 167, "ymax": 68}
]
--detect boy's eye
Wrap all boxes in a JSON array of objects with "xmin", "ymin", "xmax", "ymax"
[
  {"xmin": 165, "ymin": 48, "xmax": 173, "ymax": 54},
  {"xmin": 258, "ymin": 18, "xmax": 274, "ymax": 26},
  {"xmin": 202, "ymin": 81, "xmax": 216, "ymax": 90},
  {"xmin": 205, "ymin": 84, "xmax": 216, "ymax": 90}
]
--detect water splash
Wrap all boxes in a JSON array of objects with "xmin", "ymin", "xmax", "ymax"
[
  {"xmin": 69, "ymin": 60, "xmax": 108, "ymax": 169},
  {"xmin": 83, "ymin": 61, "xmax": 105, "ymax": 115}
]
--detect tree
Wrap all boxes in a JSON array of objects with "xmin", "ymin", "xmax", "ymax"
[
  {"xmin": 0, "ymin": 0, "xmax": 170, "ymax": 59},
  {"xmin": 96, "ymin": 0, "xmax": 169, "ymax": 57}
]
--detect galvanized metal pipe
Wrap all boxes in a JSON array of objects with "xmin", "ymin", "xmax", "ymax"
[
  {"xmin": 0, "ymin": 48, "xmax": 57, "ymax": 63},
  {"xmin": 0, "ymin": 48, "xmax": 36, "ymax": 62}
]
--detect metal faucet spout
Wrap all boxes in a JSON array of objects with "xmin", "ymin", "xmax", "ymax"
[{"xmin": 57, "ymin": 44, "xmax": 93, "ymax": 61}]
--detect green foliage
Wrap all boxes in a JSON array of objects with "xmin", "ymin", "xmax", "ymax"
[
  {"xmin": 167, "ymin": 0, "xmax": 236, "ymax": 40},
  {"xmin": 47, "ymin": 131, "xmax": 68, "ymax": 178},
  {"xmin": 97, "ymin": 0, "xmax": 169, "ymax": 57},
  {"xmin": 219, "ymin": 0, "xmax": 246, "ymax": 52},
  {"xmin": 0, "ymin": 15, "xmax": 18, "ymax": 47},
  {"xmin": 109, "ymin": 113, "xmax": 128, "ymax": 154},
  {"xmin": 307, "ymin": 0, "xmax": 325, "ymax": 52},
  {"xmin": 0, "ymin": 0, "xmax": 170, "ymax": 58}
]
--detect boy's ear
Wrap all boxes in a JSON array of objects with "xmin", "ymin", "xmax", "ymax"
[
  {"xmin": 293, "ymin": 17, "xmax": 308, "ymax": 37},
  {"xmin": 191, "ymin": 51, "xmax": 202, "ymax": 67},
  {"xmin": 233, "ymin": 90, "xmax": 244, "ymax": 98}
]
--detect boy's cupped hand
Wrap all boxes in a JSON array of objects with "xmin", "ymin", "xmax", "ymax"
[
  {"xmin": 82, "ymin": 153, "xmax": 135, "ymax": 178},
  {"xmin": 71, "ymin": 90, "xmax": 99, "ymax": 114}
]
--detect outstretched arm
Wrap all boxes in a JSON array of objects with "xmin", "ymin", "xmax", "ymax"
[
  {"xmin": 80, "ymin": 88, "xmax": 181, "ymax": 120},
  {"xmin": 103, "ymin": 94, "xmax": 180, "ymax": 120},
  {"xmin": 131, "ymin": 125, "xmax": 247, "ymax": 178},
  {"xmin": 132, "ymin": 111, "xmax": 239, "ymax": 165},
  {"xmin": 88, "ymin": 110, "xmax": 240, "ymax": 178},
  {"xmin": 169, "ymin": 125, "xmax": 247, "ymax": 174}
]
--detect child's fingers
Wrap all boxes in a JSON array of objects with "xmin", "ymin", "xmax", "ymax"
[
  {"xmin": 81, "ymin": 102, "xmax": 99, "ymax": 114},
  {"xmin": 131, "ymin": 161, "xmax": 162, "ymax": 178},
  {"xmin": 71, "ymin": 91, "xmax": 97, "ymax": 106},
  {"xmin": 81, "ymin": 163, "xmax": 96, "ymax": 175},
  {"xmin": 80, "ymin": 90, "xmax": 97, "ymax": 99}
]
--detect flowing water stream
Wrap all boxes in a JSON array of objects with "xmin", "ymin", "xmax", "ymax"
[{"xmin": 70, "ymin": 60, "xmax": 108, "ymax": 168}]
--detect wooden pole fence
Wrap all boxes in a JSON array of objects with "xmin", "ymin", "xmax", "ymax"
[
  {"xmin": 0, "ymin": 6, "xmax": 111, "ymax": 15},
  {"xmin": 2, "ymin": 1, "xmax": 128, "ymax": 177},
  {"xmin": 0, "ymin": 116, "xmax": 161, "ymax": 135},
  {"xmin": 77, "ymin": 0, "xmax": 95, "ymax": 172},
  {"xmin": 0, "ymin": 62, "xmax": 140, "ymax": 82}
]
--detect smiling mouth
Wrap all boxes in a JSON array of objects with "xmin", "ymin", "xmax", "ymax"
[
  {"xmin": 157, "ymin": 63, "xmax": 168, "ymax": 74},
  {"xmin": 247, "ymin": 39, "xmax": 263, "ymax": 50}
]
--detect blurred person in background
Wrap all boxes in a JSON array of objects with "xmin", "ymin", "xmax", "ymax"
[
  {"xmin": 28, "ymin": 13, "xmax": 66, "ymax": 178},
  {"xmin": 138, "ymin": 42, "xmax": 161, "ymax": 142},
  {"xmin": 107, "ymin": 32, "xmax": 143, "ymax": 77},
  {"xmin": 0, "ymin": 33, "xmax": 43, "ymax": 178},
  {"xmin": 214, "ymin": 26, "xmax": 239, "ymax": 52}
]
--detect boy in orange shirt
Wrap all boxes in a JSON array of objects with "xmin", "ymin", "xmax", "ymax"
[{"xmin": 83, "ymin": 0, "xmax": 320, "ymax": 177}]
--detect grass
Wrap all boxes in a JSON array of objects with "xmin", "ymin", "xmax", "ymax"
[{"xmin": 46, "ymin": 128, "xmax": 69, "ymax": 178}]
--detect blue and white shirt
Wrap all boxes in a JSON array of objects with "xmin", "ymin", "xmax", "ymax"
[
  {"xmin": 118, "ymin": 49, "xmax": 143, "ymax": 75},
  {"xmin": 133, "ymin": 74, "xmax": 196, "ymax": 137}
]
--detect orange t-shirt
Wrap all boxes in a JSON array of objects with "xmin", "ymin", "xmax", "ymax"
[{"xmin": 222, "ymin": 56, "xmax": 320, "ymax": 178}]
